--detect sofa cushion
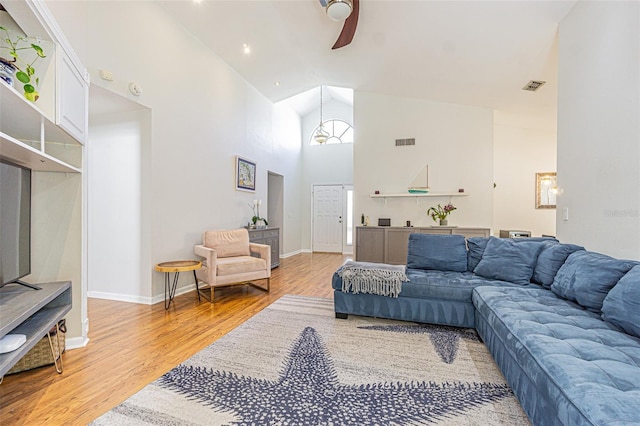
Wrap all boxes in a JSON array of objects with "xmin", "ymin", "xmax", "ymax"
[
  {"xmin": 473, "ymin": 286, "xmax": 640, "ymax": 426},
  {"xmin": 466, "ymin": 237, "xmax": 489, "ymax": 271},
  {"xmin": 407, "ymin": 234, "xmax": 467, "ymax": 272},
  {"xmin": 467, "ymin": 236, "xmax": 558, "ymax": 272},
  {"xmin": 401, "ymin": 269, "xmax": 527, "ymax": 302},
  {"xmin": 204, "ymin": 228, "xmax": 251, "ymax": 258},
  {"xmin": 551, "ymin": 251, "xmax": 637, "ymax": 313},
  {"xmin": 602, "ymin": 265, "xmax": 640, "ymax": 338},
  {"xmin": 532, "ymin": 242, "xmax": 585, "ymax": 288},
  {"xmin": 473, "ymin": 237, "xmax": 545, "ymax": 285}
]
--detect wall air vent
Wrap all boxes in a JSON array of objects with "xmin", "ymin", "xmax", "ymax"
[
  {"xmin": 522, "ymin": 80, "xmax": 546, "ymax": 92},
  {"xmin": 395, "ymin": 138, "xmax": 416, "ymax": 146}
]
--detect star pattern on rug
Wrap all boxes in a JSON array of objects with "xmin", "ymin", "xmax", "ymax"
[
  {"xmin": 358, "ymin": 323, "xmax": 480, "ymax": 364},
  {"xmin": 159, "ymin": 327, "xmax": 512, "ymax": 425}
]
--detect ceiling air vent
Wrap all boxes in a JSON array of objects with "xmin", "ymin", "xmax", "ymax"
[
  {"xmin": 522, "ymin": 80, "xmax": 546, "ymax": 92},
  {"xmin": 395, "ymin": 138, "xmax": 415, "ymax": 146}
]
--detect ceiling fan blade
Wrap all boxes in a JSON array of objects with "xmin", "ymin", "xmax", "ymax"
[
  {"xmin": 331, "ymin": 0, "xmax": 359, "ymax": 49},
  {"xmin": 319, "ymin": 0, "xmax": 327, "ymax": 7}
]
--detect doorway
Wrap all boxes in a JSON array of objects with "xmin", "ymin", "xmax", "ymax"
[
  {"xmin": 87, "ymin": 84, "xmax": 152, "ymax": 302},
  {"xmin": 312, "ymin": 184, "xmax": 353, "ymax": 254},
  {"xmin": 267, "ymin": 172, "xmax": 284, "ymax": 255}
]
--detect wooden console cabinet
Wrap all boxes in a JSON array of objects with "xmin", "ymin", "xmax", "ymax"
[
  {"xmin": 356, "ymin": 226, "xmax": 490, "ymax": 265},
  {"xmin": 0, "ymin": 281, "xmax": 72, "ymax": 377},
  {"xmin": 248, "ymin": 228, "xmax": 280, "ymax": 268}
]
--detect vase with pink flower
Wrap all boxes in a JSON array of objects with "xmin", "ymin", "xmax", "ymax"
[{"xmin": 427, "ymin": 203, "xmax": 457, "ymax": 226}]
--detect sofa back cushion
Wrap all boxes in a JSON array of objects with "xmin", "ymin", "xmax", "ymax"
[
  {"xmin": 407, "ymin": 233, "xmax": 467, "ymax": 272},
  {"xmin": 467, "ymin": 236, "xmax": 558, "ymax": 272},
  {"xmin": 467, "ymin": 237, "xmax": 490, "ymax": 271},
  {"xmin": 203, "ymin": 228, "xmax": 251, "ymax": 258},
  {"xmin": 602, "ymin": 265, "xmax": 640, "ymax": 338},
  {"xmin": 473, "ymin": 237, "xmax": 545, "ymax": 285},
  {"xmin": 532, "ymin": 242, "xmax": 585, "ymax": 288},
  {"xmin": 551, "ymin": 251, "xmax": 637, "ymax": 313}
]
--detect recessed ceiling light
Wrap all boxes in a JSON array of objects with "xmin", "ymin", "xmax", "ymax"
[
  {"xmin": 242, "ymin": 43, "xmax": 251, "ymax": 55},
  {"xmin": 274, "ymin": 81, "xmax": 280, "ymax": 87}
]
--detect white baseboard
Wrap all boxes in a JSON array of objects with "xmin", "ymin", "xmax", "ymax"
[
  {"xmin": 88, "ymin": 283, "xmax": 198, "ymax": 306},
  {"xmin": 281, "ymin": 249, "xmax": 304, "ymax": 258},
  {"xmin": 65, "ymin": 336, "xmax": 89, "ymax": 350},
  {"xmin": 88, "ymin": 290, "xmax": 154, "ymax": 305}
]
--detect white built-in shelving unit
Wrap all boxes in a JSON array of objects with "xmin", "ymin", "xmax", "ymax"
[{"xmin": 0, "ymin": 81, "xmax": 82, "ymax": 173}]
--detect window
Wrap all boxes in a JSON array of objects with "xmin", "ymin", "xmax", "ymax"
[
  {"xmin": 346, "ymin": 189, "xmax": 353, "ymax": 246},
  {"xmin": 309, "ymin": 119, "xmax": 354, "ymax": 145}
]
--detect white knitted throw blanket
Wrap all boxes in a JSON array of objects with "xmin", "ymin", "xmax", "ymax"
[{"xmin": 337, "ymin": 261, "xmax": 408, "ymax": 298}]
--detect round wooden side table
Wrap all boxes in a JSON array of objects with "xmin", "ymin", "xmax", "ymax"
[{"xmin": 155, "ymin": 260, "xmax": 202, "ymax": 309}]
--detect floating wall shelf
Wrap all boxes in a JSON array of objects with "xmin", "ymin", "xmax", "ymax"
[
  {"xmin": 370, "ymin": 192, "xmax": 469, "ymax": 205},
  {"xmin": 370, "ymin": 192, "xmax": 469, "ymax": 198}
]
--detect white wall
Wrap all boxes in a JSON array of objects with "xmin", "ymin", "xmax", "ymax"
[
  {"xmin": 557, "ymin": 1, "xmax": 640, "ymax": 259},
  {"xmin": 354, "ymin": 91, "xmax": 494, "ymax": 230},
  {"xmin": 87, "ymin": 107, "xmax": 152, "ymax": 302},
  {"xmin": 493, "ymin": 111, "xmax": 557, "ymax": 237},
  {"xmin": 47, "ymin": 1, "xmax": 303, "ymax": 301},
  {"xmin": 29, "ymin": 172, "xmax": 83, "ymax": 340}
]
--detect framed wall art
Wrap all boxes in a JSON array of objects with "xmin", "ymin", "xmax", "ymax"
[
  {"xmin": 536, "ymin": 172, "xmax": 557, "ymax": 209},
  {"xmin": 236, "ymin": 156, "xmax": 256, "ymax": 192}
]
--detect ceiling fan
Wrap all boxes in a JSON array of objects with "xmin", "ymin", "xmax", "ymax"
[{"xmin": 319, "ymin": 0, "xmax": 360, "ymax": 49}]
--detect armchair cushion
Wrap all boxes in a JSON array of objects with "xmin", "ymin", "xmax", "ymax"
[
  {"xmin": 217, "ymin": 256, "xmax": 267, "ymax": 276},
  {"xmin": 203, "ymin": 228, "xmax": 251, "ymax": 258}
]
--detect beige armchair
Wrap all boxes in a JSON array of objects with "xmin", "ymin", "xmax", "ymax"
[{"xmin": 194, "ymin": 228, "xmax": 271, "ymax": 302}]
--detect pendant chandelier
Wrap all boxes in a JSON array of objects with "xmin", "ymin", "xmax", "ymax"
[{"xmin": 313, "ymin": 86, "xmax": 329, "ymax": 145}]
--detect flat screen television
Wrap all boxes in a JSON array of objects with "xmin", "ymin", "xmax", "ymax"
[{"xmin": 0, "ymin": 160, "xmax": 32, "ymax": 287}]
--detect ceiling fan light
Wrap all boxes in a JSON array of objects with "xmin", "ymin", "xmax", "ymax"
[{"xmin": 326, "ymin": 0, "xmax": 352, "ymax": 21}]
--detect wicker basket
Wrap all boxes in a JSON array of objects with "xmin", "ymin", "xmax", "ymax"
[{"xmin": 7, "ymin": 319, "xmax": 66, "ymax": 375}]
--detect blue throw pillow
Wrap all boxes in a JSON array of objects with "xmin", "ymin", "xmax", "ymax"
[
  {"xmin": 551, "ymin": 251, "xmax": 637, "ymax": 313},
  {"xmin": 473, "ymin": 237, "xmax": 545, "ymax": 285},
  {"xmin": 467, "ymin": 236, "xmax": 557, "ymax": 272},
  {"xmin": 532, "ymin": 242, "xmax": 585, "ymax": 288},
  {"xmin": 407, "ymin": 233, "xmax": 467, "ymax": 272},
  {"xmin": 602, "ymin": 265, "xmax": 640, "ymax": 338},
  {"xmin": 467, "ymin": 237, "xmax": 489, "ymax": 271}
]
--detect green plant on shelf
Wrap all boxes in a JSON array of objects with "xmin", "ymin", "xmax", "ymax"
[{"xmin": 0, "ymin": 25, "xmax": 46, "ymax": 102}]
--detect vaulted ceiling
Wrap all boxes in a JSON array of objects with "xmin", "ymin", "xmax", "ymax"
[{"xmin": 158, "ymin": 0, "xmax": 577, "ymax": 119}]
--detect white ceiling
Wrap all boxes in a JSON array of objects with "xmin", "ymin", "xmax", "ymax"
[{"xmin": 158, "ymin": 0, "xmax": 577, "ymax": 119}]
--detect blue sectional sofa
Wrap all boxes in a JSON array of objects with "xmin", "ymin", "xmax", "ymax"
[{"xmin": 332, "ymin": 234, "xmax": 640, "ymax": 425}]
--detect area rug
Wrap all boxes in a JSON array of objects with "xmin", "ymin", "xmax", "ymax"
[{"xmin": 91, "ymin": 295, "xmax": 530, "ymax": 425}]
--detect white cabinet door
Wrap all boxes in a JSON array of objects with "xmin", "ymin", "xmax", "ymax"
[{"xmin": 56, "ymin": 49, "xmax": 88, "ymax": 143}]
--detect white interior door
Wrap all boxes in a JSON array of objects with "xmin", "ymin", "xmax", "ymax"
[{"xmin": 313, "ymin": 185, "xmax": 343, "ymax": 253}]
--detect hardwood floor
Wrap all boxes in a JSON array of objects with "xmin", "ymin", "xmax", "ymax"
[{"xmin": 0, "ymin": 252, "xmax": 350, "ymax": 425}]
